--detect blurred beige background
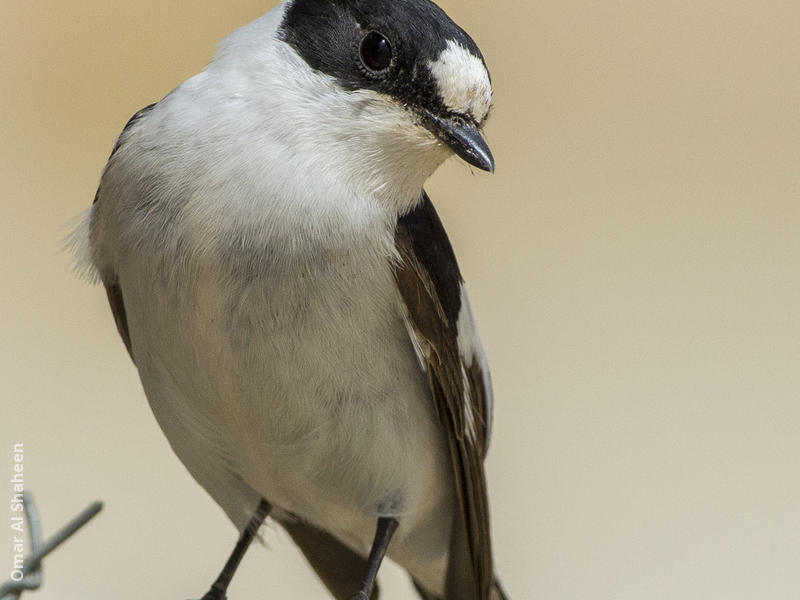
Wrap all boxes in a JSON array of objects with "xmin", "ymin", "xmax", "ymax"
[{"xmin": 2, "ymin": 1, "xmax": 800, "ymax": 598}]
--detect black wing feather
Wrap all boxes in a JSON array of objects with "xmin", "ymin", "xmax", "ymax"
[{"xmin": 394, "ymin": 192, "xmax": 498, "ymax": 600}]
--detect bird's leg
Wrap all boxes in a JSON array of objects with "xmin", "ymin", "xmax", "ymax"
[
  {"xmin": 351, "ymin": 517, "xmax": 399, "ymax": 600},
  {"xmin": 196, "ymin": 499, "xmax": 272, "ymax": 600}
]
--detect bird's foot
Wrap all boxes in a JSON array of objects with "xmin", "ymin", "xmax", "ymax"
[{"xmin": 349, "ymin": 517, "xmax": 399, "ymax": 600}]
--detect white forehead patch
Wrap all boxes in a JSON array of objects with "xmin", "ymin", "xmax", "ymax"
[{"xmin": 427, "ymin": 39, "xmax": 492, "ymax": 122}]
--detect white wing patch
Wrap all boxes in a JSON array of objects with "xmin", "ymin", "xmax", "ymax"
[
  {"xmin": 427, "ymin": 39, "xmax": 492, "ymax": 122},
  {"xmin": 403, "ymin": 313, "xmax": 428, "ymax": 373},
  {"xmin": 456, "ymin": 285, "xmax": 494, "ymax": 446},
  {"xmin": 456, "ymin": 286, "xmax": 480, "ymax": 367},
  {"xmin": 461, "ymin": 365, "xmax": 478, "ymax": 444}
]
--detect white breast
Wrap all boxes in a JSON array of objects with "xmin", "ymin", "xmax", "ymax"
[{"xmin": 112, "ymin": 203, "xmax": 453, "ymax": 590}]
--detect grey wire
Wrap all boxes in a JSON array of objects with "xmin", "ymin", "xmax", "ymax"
[
  {"xmin": 21, "ymin": 500, "xmax": 104, "ymax": 572},
  {"xmin": 0, "ymin": 493, "xmax": 103, "ymax": 599}
]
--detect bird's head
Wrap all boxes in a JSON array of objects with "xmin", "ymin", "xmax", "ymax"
[
  {"xmin": 194, "ymin": 0, "xmax": 491, "ymax": 213},
  {"xmin": 207, "ymin": 0, "xmax": 493, "ymax": 211},
  {"xmin": 277, "ymin": 0, "xmax": 494, "ymax": 176}
]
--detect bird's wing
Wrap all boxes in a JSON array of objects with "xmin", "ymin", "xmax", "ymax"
[{"xmin": 393, "ymin": 192, "xmax": 495, "ymax": 600}]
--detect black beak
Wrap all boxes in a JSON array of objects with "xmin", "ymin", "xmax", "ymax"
[{"xmin": 423, "ymin": 110, "xmax": 495, "ymax": 173}]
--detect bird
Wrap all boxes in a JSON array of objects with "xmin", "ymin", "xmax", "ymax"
[{"xmin": 79, "ymin": 0, "xmax": 506, "ymax": 598}]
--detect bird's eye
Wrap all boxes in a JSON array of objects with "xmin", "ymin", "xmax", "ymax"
[{"xmin": 360, "ymin": 31, "xmax": 392, "ymax": 72}]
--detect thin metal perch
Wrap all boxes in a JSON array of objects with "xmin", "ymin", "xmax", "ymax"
[{"xmin": 0, "ymin": 492, "xmax": 103, "ymax": 600}]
